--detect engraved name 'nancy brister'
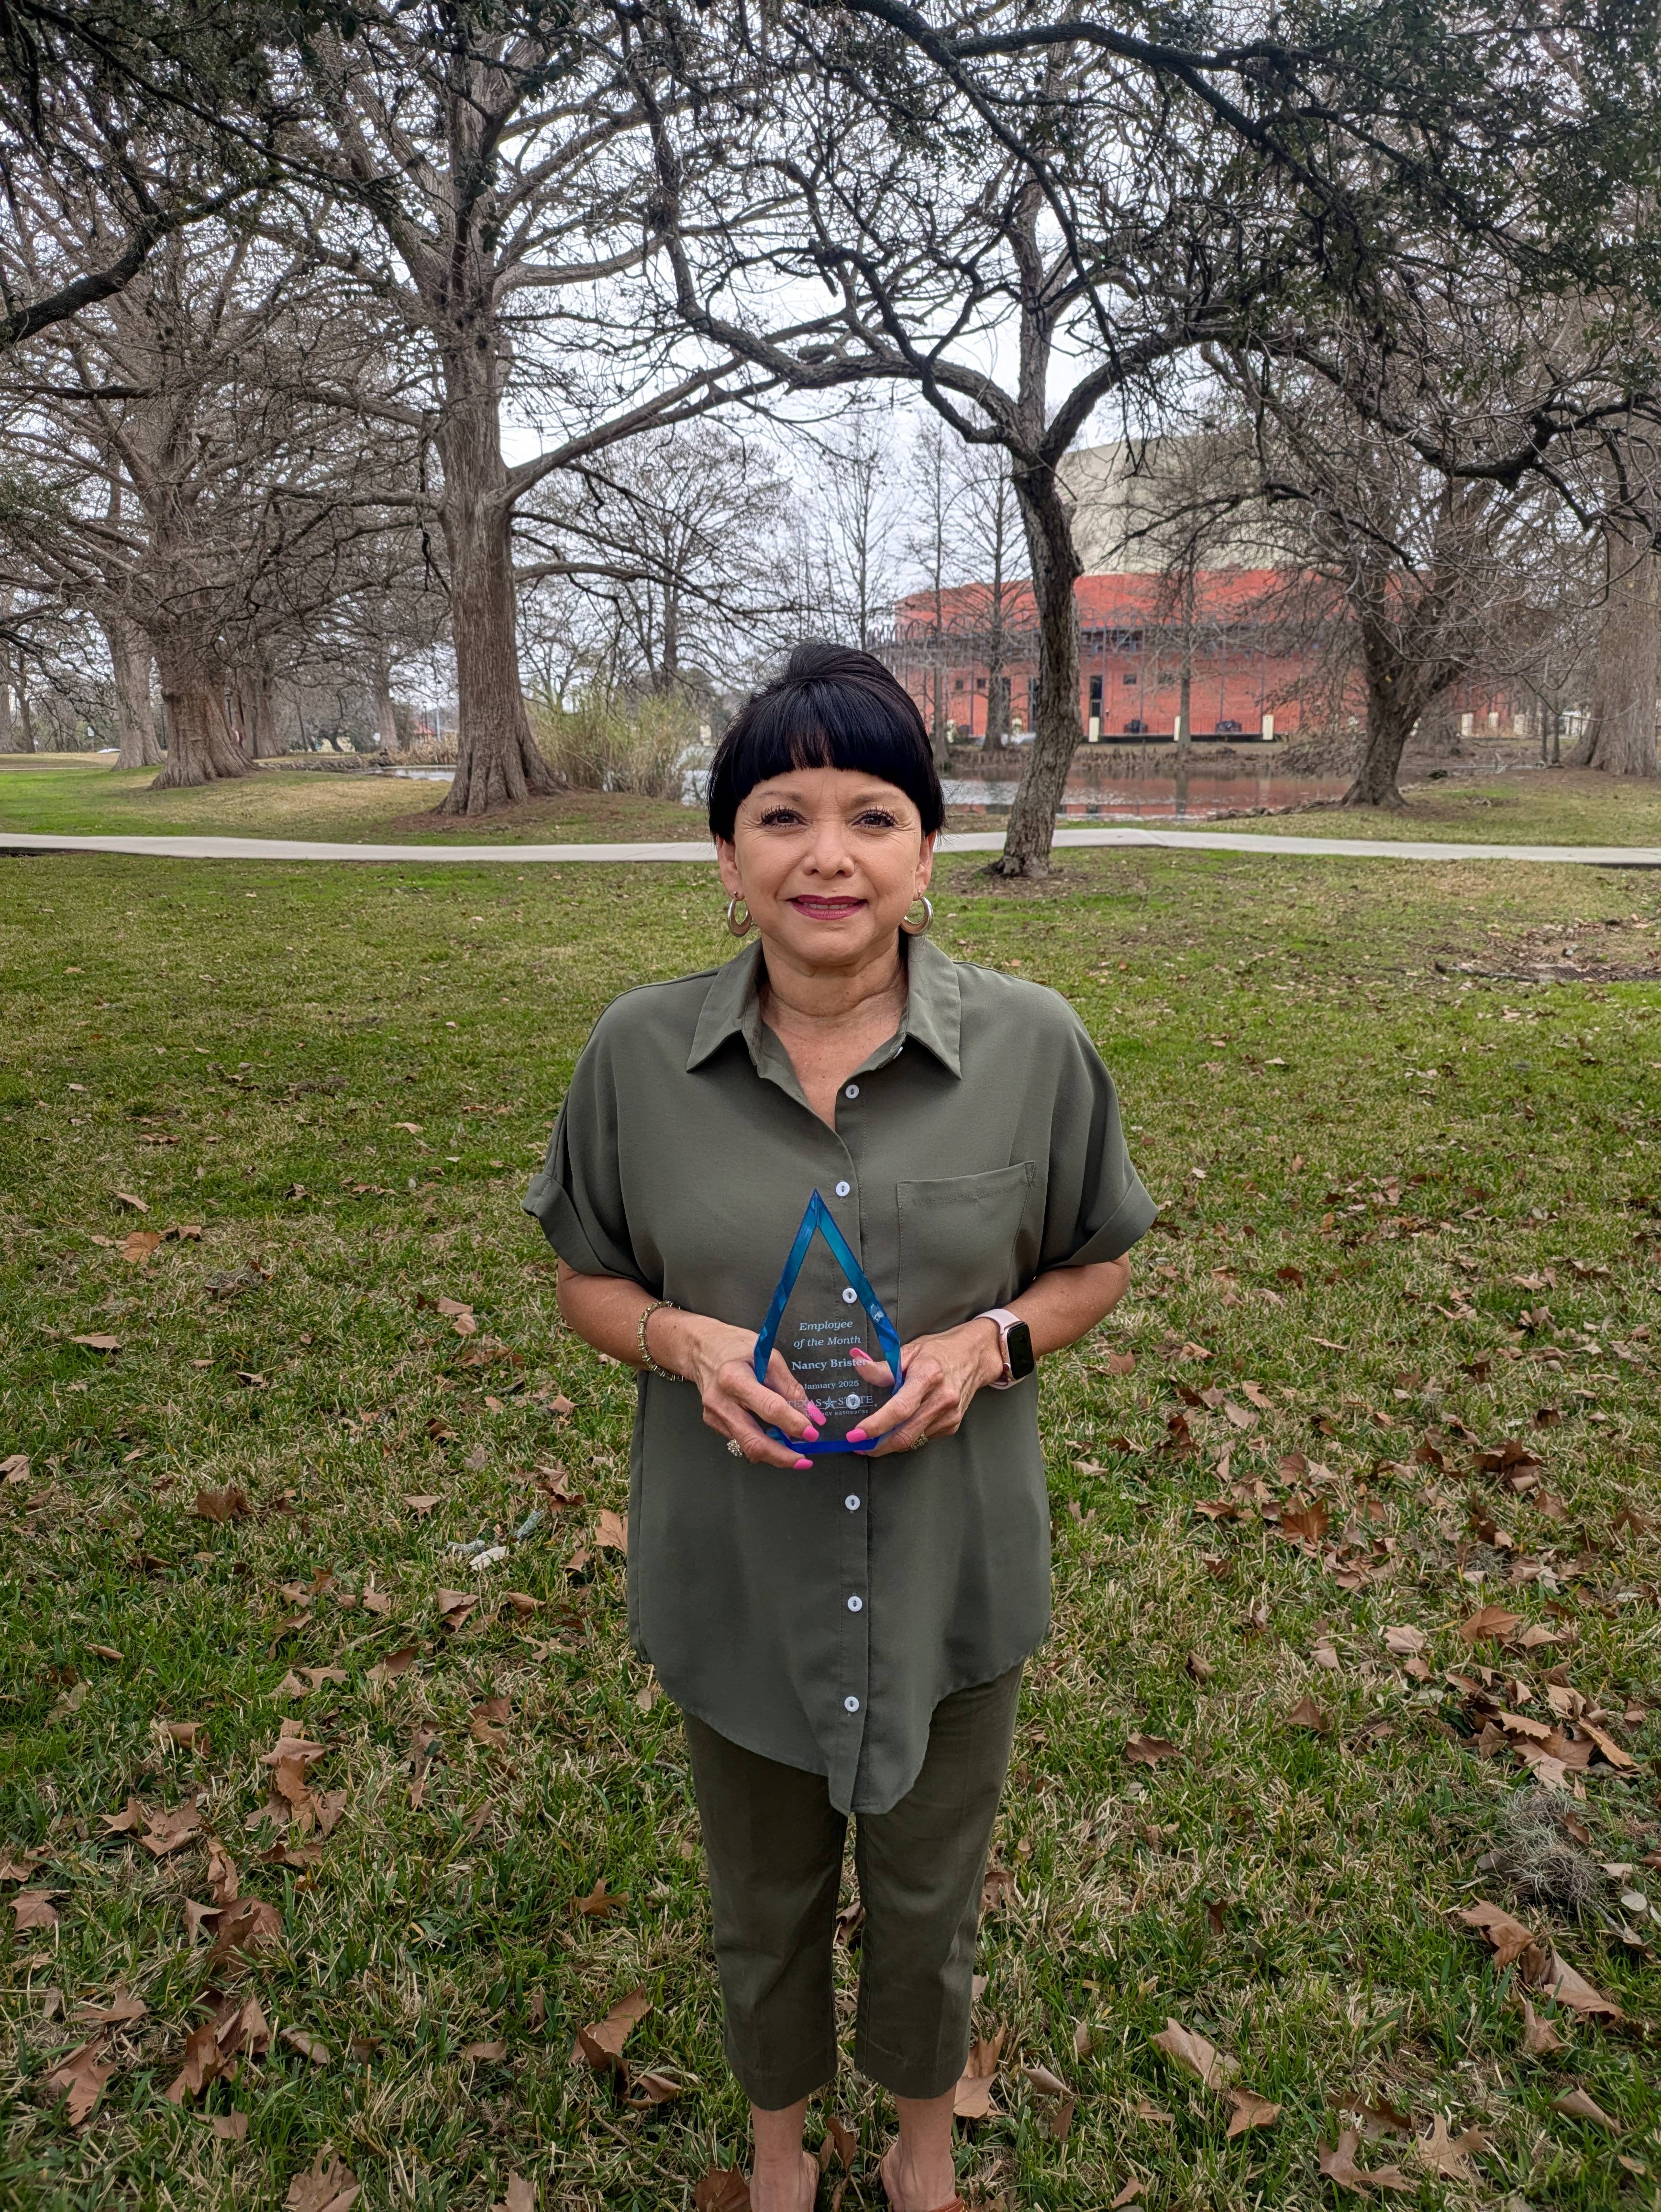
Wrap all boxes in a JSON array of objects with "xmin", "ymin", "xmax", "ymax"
[{"xmin": 754, "ymin": 1192, "xmax": 902, "ymax": 1456}]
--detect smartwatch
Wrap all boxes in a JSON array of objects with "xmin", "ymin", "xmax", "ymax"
[{"xmin": 977, "ymin": 1307, "xmax": 1035, "ymax": 1389}]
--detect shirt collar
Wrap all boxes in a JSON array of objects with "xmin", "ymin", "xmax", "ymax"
[{"xmin": 686, "ymin": 934, "xmax": 963, "ymax": 1080}]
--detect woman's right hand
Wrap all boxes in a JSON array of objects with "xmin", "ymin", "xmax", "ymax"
[{"xmin": 653, "ymin": 1309, "xmax": 827, "ymax": 1470}]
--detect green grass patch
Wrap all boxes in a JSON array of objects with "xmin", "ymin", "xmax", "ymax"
[
  {"xmin": 1220, "ymin": 767, "xmax": 1661, "ymax": 849},
  {"xmin": 1, "ymin": 847, "xmax": 1659, "ymax": 2210},
  {"xmin": 0, "ymin": 760, "xmax": 703, "ymax": 846}
]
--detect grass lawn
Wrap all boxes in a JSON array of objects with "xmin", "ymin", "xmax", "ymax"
[
  {"xmin": 0, "ymin": 760, "xmax": 704, "ymax": 846},
  {"xmin": 1191, "ymin": 768, "xmax": 1661, "ymax": 851},
  {"xmin": 1, "ymin": 844, "xmax": 1659, "ymax": 2212}
]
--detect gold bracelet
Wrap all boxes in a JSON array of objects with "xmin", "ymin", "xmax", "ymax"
[{"xmin": 637, "ymin": 1298, "xmax": 683, "ymax": 1380}]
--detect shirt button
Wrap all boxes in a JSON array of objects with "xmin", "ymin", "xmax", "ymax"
[
  {"xmin": 844, "ymin": 1083, "xmax": 859, "ymax": 1100},
  {"xmin": 846, "ymin": 1594, "xmax": 863, "ymax": 1612},
  {"xmin": 844, "ymin": 1694, "xmax": 860, "ymax": 1713},
  {"xmin": 841, "ymin": 1286, "xmax": 857, "ymax": 1304},
  {"xmin": 844, "ymin": 1493, "xmax": 861, "ymax": 1511},
  {"xmin": 835, "ymin": 1180, "xmax": 851, "ymax": 1197}
]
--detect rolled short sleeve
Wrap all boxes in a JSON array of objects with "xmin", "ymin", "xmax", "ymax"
[
  {"xmin": 1039, "ymin": 1014, "xmax": 1159, "ymax": 1270},
  {"xmin": 522, "ymin": 1026, "xmax": 642, "ymax": 1281}
]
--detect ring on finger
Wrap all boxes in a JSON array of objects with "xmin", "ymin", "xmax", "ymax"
[
  {"xmin": 726, "ymin": 1437, "xmax": 744, "ymax": 1459},
  {"xmin": 909, "ymin": 1430, "xmax": 928, "ymax": 1451}
]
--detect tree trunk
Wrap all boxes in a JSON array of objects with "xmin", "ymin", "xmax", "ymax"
[
  {"xmin": 240, "ymin": 656, "xmax": 285, "ymax": 758},
  {"xmin": 1342, "ymin": 628, "xmax": 1419, "ymax": 807},
  {"xmin": 997, "ymin": 469, "xmax": 1081, "ymax": 875},
  {"xmin": 106, "ymin": 615, "xmax": 164, "ymax": 767},
  {"xmin": 374, "ymin": 661, "xmax": 400, "ymax": 752},
  {"xmin": 435, "ymin": 355, "xmax": 561, "ymax": 817},
  {"xmin": 16, "ymin": 682, "xmax": 36, "ymax": 752},
  {"xmin": 151, "ymin": 644, "xmax": 249, "ymax": 787},
  {"xmin": 1571, "ymin": 535, "xmax": 1661, "ymax": 775},
  {"xmin": 0, "ymin": 661, "xmax": 13, "ymax": 752}
]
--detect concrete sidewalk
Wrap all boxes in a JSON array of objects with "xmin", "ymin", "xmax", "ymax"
[{"xmin": 1, "ymin": 826, "xmax": 1658, "ymax": 867}]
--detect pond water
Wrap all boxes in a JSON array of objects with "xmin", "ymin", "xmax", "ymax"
[
  {"xmin": 944, "ymin": 768, "xmax": 1351, "ymax": 820},
  {"xmin": 371, "ymin": 760, "xmax": 1353, "ymax": 820}
]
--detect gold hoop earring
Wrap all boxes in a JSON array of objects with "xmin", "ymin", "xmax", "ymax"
[
  {"xmin": 900, "ymin": 895, "xmax": 933, "ymax": 936},
  {"xmin": 724, "ymin": 895, "xmax": 753, "ymax": 938}
]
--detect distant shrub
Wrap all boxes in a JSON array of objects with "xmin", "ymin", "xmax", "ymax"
[{"xmin": 530, "ymin": 690, "xmax": 699, "ymax": 800}]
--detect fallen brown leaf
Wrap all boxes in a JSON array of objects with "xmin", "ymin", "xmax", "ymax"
[
  {"xmin": 1318, "ymin": 2127, "xmax": 1414, "ymax": 2194},
  {"xmin": 208, "ymin": 1898, "xmax": 282, "ymax": 1964},
  {"xmin": 1110, "ymin": 2179, "xmax": 1145, "ymax": 2208},
  {"xmin": 192, "ymin": 1486, "xmax": 250, "ymax": 1523},
  {"xmin": 1459, "ymin": 1603, "xmax": 1522, "ymax": 1645},
  {"xmin": 1459, "ymin": 1900, "xmax": 1537, "ymax": 1970},
  {"xmin": 1285, "ymin": 1695, "xmax": 1330, "ymax": 1733},
  {"xmin": 461, "ymin": 2038, "xmax": 508, "ymax": 2063},
  {"xmin": 284, "ymin": 2150, "xmax": 360, "ymax": 2212},
  {"xmin": 1550, "ymin": 2085, "xmax": 1620, "ymax": 2131},
  {"xmin": 594, "ymin": 1509, "xmax": 628, "ymax": 1553},
  {"xmin": 1225, "ymin": 2087, "xmax": 1282, "ymax": 2138},
  {"xmin": 121, "ymin": 1229, "xmax": 163, "ymax": 1264},
  {"xmin": 404, "ymin": 1493, "xmax": 441, "ymax": 1515},
  {"xmin": 952, "ymin": 2024, "xmax": 1005, "ymax": 2119},
  {"xmin": 73, "ymin": 1989, "xmax": 146, "ymax": 2027},
  {"xmin": 1524, "ymin": 1944, "xmax": 1621, "ymax": 2020},
  {"xmin": 1519, "ymin": 1996, "xmax": 1567, "ymax": 2055},
  {"xmin": 70, "ymin": 1332, "xmax": 122, "ymax": 1352},
  {"xmin": 573, "ymin": 1986, "xmax": 651, "ymax": 2071},
  {"xmin": 624, "ymin": 2068, "xmax": 682, "ymax": 2108},
  {"xmin": 693, "ymin": 2172, "xmax": 750, "ymax": 2212},
  {"xmin": 1414, "ymin": 2115, "xmax": 1487, "ymax": 2180},
  {"xmin": 818, "ymin": 2116, "xmax": 858, "ymax": 2171},
  {"xmin": 282, "ymin": 2026, "xmax": 332, "ymax": 2066},
  {"xmin": 1150, "ymin": 2019, "xmax": 1239, "ymax": 2093},
  {"xmin": 435, "ymin": 1588, "xmax": 479, "ymax": 1629},
  {"xmin": 210, "ymin": 2110, "xmax": 250, "ymax": 2141},
  {"xmin": 1280, "ymin": 1500, "xmax": 1330, "ymax": 1543},
  {"xmin": 574, "ymin": 1877, "xmax": 628, "ymax": 1920},
  {"xmin": 1024, "ymin": 2063, "xmax": 1075, "ymax": 2139},
  {"xmin": 42, "ymin": 2036, "xmax": 113, "ymax": 2125},
  {"xmin": 1126, "ymin": 1732, "xmax": 1182, "ymax": 1765},
  {"xmin": 12, "ymin": 1888, "xmax": 61, "ymax": 1930}
]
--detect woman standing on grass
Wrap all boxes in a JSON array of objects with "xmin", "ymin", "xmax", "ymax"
[{"xmin": 527, "ymin": 644, "xmax": 1154, "ymax": 2212}]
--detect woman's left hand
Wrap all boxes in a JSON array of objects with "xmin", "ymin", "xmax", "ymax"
[{"xmin": 844, "ymin": 1319, "xmax": 1003, "ymax": 1456}]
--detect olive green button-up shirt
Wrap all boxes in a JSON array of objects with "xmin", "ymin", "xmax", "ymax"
[{"xmin": 525, "ymin": 937, "xmax": 1155, "ymax": 1814}]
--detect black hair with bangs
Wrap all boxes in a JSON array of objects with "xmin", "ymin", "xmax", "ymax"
[{"xmin": 707, "ymin": 641, "xmax": 945, "ymax": 841}]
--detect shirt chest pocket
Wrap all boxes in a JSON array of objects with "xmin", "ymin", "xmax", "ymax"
[{"xmin": 896, "ymin": 1161, "xmax": 1038, "ymax": 1337}]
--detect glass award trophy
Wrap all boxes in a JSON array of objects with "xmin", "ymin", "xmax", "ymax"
[{"xmin": 754, "ymin": 1191, "xmax": 901, "ymax": 1454}]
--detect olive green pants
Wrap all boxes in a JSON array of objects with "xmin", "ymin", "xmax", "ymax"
[{"xmin": 683, "ymin": 1663, "xmax": 1023, "ymax": 2110}]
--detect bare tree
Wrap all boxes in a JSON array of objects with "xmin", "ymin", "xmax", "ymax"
[
  {"xmin": 901, "ymin": 416, "xmax": 963, "ymax": 763},
  {"xmin": 0, "ymin": 186, "xmax": 420, "ymax": 785},
  {"xmin": 281, "ymin": 7, "xmax": 772, "ymax": 814},
  {"xmin": 518, "ymin": 421, "xmax": 792, "ymax": 692},
  {"xmin": 950, "ymin": 442, "xmax": 1024, "ymax": 750},
  {"xmin": 810, "ymin": 409, "xmax": 899, "ymax": 653},
  {"xmin": 1572, "ymin": 505, "xmax": 1661, "ymax": 776},
  {"xmin": 627, "ymin": 0, "xmax": 1661, "ymax": 866}
]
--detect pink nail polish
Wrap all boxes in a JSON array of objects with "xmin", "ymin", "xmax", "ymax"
[
  {"xmin": 849, "ymin": 1346, "xmax": 870, "ymax": 1362},
  {"xmin": 846, "ymin": 1427, "xmax": 867, "ymax": 1442},
  {"xmin": 803, "ymin": 1426, "xmax": 820, "ymax": 1443},
  {"xmin": 808, "ymin": 1402, "xmax": 828, "ymax": 1421},
  {"xmin": 794, "ymin": 1456, "xmax": 813, "ymax": 1470}
]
